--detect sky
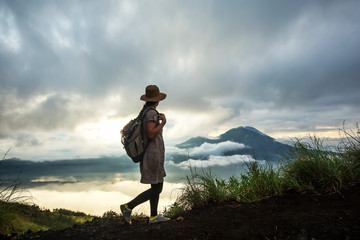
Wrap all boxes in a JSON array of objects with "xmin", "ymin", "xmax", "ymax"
[{"xmin": 1, "ymin": 0, "xmax": 360, "ymax": 161}]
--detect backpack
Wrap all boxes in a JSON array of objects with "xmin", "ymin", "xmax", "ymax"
[{"xmin": 120, "ymin": 108, "xmax": 157, "ymax": 163}]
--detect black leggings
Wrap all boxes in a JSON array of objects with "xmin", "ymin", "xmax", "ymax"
[{"xmin": 127, "ymin": 182, "xmax": 163, "ymax": 217}]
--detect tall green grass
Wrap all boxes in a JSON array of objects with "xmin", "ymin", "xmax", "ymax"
[
  {"xmin": 283, "ymin": 135, "xmax": 359, "ymax": 191},
  {"xmin": 166, "ymin": 124, "xmax": 360, "ymax": 217},
  {"xmin": 170, "ymin": 160, "xmax": 298, "ymax": 213}
]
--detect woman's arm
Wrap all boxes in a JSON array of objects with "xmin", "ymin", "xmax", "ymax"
[{"xmin": 146, "ymin": 113, "xmax": 166, "ymax": 140}]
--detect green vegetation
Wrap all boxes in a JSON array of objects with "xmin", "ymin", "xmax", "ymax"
[
  {"xmin": 284, "ymin": 136, "xmax": 359, "ymax": 191},
  {"xmin": 102, "ymin": 210, "xmax": 148, "ymax": 221},
  {"xmin": 166, "ymin": 124, "xmax": 360, "ymax": 217},
  {"xmin": 0, "ymin": 147, "xmax": 94, "ymax": 236},
  {"xmin": 0, "ymin": 200, "xmax": 94, "ymax": 236}
]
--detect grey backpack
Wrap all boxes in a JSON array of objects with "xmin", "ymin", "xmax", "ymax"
[{"xmin": 120, "ymin": 108, "xmax": 157, "ymax": 163}]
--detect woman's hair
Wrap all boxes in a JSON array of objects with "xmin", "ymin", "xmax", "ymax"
[{"xmin": 136, "ymin": 101, "xmax": 157, "ymax": 119}]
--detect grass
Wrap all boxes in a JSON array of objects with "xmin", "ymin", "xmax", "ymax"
[
  {"xmin": 169, "ymin": 160, "xmax": 297, "ymax": 213},
  {"xmin": 0, "ymin": 200, "xmax": 94, "ymax": 236},
  {"xmin": 165, "ymin": 124, "xmax": 360, "ymax": 218},
  {"xmin": 283, "ymin": 136, "xmax": 359, "ymax": 191}
]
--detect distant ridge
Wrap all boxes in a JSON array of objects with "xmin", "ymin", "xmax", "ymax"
[
  {"xmin": 0, "ymin": 156, "xmax": 140, "ymax": 186},
  {"xmin": 175, "ymin": 126, "xmax": 291, "ymax": 161}
]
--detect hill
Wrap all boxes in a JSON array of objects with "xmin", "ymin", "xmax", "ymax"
[
  {"xmin": 175, "ymin": 126, "xmax": 292, "ymax": 161},
  {"xmin": 3, "ymin": 182, "xmax": 359, "ymax": 240},
  {"xmin": 0, "ymin": 201, "xmax": 93, "ymax": 237}
]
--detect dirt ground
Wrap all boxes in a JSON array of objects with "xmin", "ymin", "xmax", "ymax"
[{"xmin": 3, "ymin": 183, "xmax": 360, "ymax": 240}]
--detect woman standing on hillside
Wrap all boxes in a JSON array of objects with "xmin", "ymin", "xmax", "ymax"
[{"xmin": 120, "ymin": 85, "xmax": 170, "ymax": 224}]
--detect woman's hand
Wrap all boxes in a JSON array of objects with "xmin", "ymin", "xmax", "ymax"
[
  {"xmin": 146, "ymin": 113, "xmax": 166, "ymax": 140},
  {"xmin": 158, "ymin": 113, "xmax": 166, "ymax": 125}
]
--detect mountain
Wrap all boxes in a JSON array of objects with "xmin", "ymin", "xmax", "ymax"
[{"xmin": 175, "ymin": 126, "xmax": 292, "ymax": 161}]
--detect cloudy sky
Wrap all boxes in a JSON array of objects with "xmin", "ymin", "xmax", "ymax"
[{"xmin": 1, "ymin": 0, "xmax": 360, "ymax": 160}]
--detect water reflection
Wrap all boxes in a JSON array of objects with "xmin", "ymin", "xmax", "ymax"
[{"xmin": 28, "ymin": 180, "xmax": 184, "ymax": 216}]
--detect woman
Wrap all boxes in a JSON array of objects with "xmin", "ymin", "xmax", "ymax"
[{"xmin": 120, "ymin": 85, "xmax": 170, "ymax": 224}]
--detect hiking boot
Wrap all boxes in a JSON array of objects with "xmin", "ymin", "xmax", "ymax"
[
  {"xmin": 149, "ymin": 215, "xmax": 170, "ymax": 224},
  {"xmin": 120, "ymin": 204, "xmax": 132, "ymax": 225}
]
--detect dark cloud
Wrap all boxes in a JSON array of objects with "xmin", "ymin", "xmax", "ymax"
[
  {"xmin": 0, "ymin": 0, "xmax": 359, "ymax": 148},
  {"xmin": 14, "ymin": 134, "xmax": 41, "ymax": 147}
]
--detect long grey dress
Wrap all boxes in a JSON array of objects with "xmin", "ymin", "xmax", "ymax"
[{"xmin": 139, "ymin": 109, "xmax": 166, "ymax": 184}]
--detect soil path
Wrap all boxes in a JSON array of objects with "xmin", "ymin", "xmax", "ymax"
[{"xmin": 4, "ymin": 183, "xmax": 360, "ymax": 240}]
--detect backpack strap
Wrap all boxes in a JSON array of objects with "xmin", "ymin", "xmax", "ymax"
[
  {"xmin": 140, "ymin": 107, "xmax": 159, "ymax": 151},
  {"xmin": 140, "ymin": 107, "xmax": 159, "ymax": 121}
]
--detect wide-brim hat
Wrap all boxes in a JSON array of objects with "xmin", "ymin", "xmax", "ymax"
[{"xmin": 140, "ymin": 85, "xmax": 167, "ymax": 102}]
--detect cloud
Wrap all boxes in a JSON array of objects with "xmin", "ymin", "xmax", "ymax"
[
  {"xmin": 3, "ymin": 1, "xmax": 359, "ymax": 107},
  {"xmin": 190, "ymin": 141, "xmax": 247, "ymax": 156},
  {"xmin": 14, "ymin": 133, "xmax": 42, "ymax": 147},
  {"xmin": 169, "ymin": 155, "xmax": 264, "ymax": 170},
  {"xmin": 31, "ymin": 176, "xmax": 78, "ymax": 183},
  {"xmin": 1, "ymin": 0, "xmax": 360, "ymax": 159}
]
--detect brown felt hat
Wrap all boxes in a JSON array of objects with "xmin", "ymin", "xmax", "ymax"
[{"xmin": 140, "ymin": 85, "xmax": 167, "ymax": 102}]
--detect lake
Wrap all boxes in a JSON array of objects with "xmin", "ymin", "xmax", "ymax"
[{"xmin": 1, "ymin": 156, "xmax": 272, "ymax": 216}]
